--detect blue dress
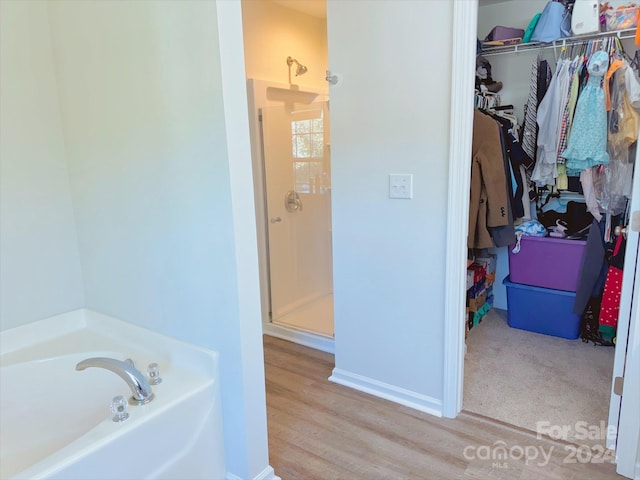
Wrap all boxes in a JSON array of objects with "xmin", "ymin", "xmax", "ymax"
[{"xmin": 562, "ymin": 50, "xmax": 610, "ymax": 172}]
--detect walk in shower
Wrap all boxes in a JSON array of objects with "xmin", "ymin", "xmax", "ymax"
[{"xmin": 247, "ymin": 80, "xmax": 334, "ymax": 341}]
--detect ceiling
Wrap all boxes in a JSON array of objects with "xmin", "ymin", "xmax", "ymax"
[
  {"xmin": 270, "ymin": 0, "xmax": 512, "ymax": 19},
  {"xmin": 271, "ymin": 0, "xmax": 327, "ymax": 19}
]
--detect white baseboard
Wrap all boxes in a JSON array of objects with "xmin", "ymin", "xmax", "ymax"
[
  {"xmin": 227, "ymin": 465, "xmax": 280, "ymax": 480},
  {"xmin": 263, "ymin": 322, "xmax": 334, "ymax": 354},
  {"xmin": 329, "ymin": 368, "xmax": 443, "ymax": 417}
]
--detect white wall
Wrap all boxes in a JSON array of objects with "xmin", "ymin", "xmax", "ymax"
[
  {"xmin": 242, "ymin": 0, "xmax": 328, "ymax": 89},
  {"xmin": 46, "ymin": 1, "xmax": 269, "ymax": 478},
  {"xmin": 327, "ymin": 0, "xmax": 453, "ymax": 412},
  {"xmin": 0, "ymin": 1, "xmax": 84, "ymax": 330}
]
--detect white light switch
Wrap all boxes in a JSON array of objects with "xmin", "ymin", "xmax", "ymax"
[{"xmin": 389, "ymin": 174, "xmax": 413, "ymax": 199}]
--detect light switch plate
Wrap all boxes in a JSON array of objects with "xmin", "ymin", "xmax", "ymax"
[{"xmin": 389, "ymin": 174, "xmax": 413, "ymax": 199}]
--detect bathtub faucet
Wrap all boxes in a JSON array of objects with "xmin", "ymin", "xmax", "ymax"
[{"xmin": 76, "ymin": 357, "xmax": 155, "ymax": 405}]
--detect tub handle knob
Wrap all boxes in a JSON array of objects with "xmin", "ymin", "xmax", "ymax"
[
  {"xmin": 147, "ymin": 363, "xmax": 163, "ymax": 385},
  {"xmin": 110, "ymin": 395, "xmax": 130, "ymax": 422}
]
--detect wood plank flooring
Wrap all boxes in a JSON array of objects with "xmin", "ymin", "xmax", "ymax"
[{"xmin": 264, "ymin": 335, "xmax": 621, "ymax": 480}]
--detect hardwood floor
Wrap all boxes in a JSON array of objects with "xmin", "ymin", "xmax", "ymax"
[{"xmin": 264, "ymin": 335, "xmax": 621, "ymax": 480}]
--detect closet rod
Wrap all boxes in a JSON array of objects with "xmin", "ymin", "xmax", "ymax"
[{"xmin": 481, "ymin": 28, "xmax": 636, "ymax": 57}]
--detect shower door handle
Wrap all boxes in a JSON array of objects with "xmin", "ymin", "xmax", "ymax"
[{"xmin": 284, "ymin": 190, "xmax": 302, "ymax": 212}]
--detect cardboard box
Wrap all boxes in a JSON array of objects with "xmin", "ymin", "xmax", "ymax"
[
  {"xmin": 468, "ymin": 301, "xmax": 491, "ymax": 330},
  {"xmin": 469, "ymin": 280, "xmax": 486, "ymax": 298},
  {"xmin": 468, "ymin": 263, "xmax": 486, "ymax": 284},
  {"xmin": 467, "ymin": 269, "xmax": 474, "ymax": 290},
  {"xmin": 475, "ymin": 254, "xmax": 497, "ymax": 275},
  {"xmin": 467, "ymin": 290, "xmax": 487, "ymax": 312}
]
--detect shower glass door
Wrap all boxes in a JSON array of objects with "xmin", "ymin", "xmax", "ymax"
[{"xmin": 261, "ymin": 102, "xmax": 333, "ymax": 336}]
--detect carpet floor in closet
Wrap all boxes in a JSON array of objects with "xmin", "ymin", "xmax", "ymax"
[
  {"xmin": 463, "ymin": 308, "xmax": 616, "ymax": 447},
  {"xmin": 264, "ymin": 335, "xmax": 620, "ymax": 479}
]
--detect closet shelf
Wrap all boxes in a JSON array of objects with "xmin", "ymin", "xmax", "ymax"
[{"xmin": 481, "ymin": 28, "xmax": 637, "ymax": 57}]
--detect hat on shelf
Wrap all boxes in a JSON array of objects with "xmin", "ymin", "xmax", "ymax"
[{"xmin": 476, "ymin": 55, "xmax": 503, "ymax": 93}]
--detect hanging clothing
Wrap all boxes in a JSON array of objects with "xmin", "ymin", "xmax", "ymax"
[
  {"xmin": 604, "ymin": 58, "xmax": 625, "ymax": 111},
  {"xmin": 521, "ymin": 61, "xmax": 539, "ymax": 161},
  {"xmin": 625, "ymin": 62, "xmax": 640, "ymax": 108},
  {"xmin": 596, "ymin": 61, "xmax": 638, "ymax": 216},
  {"xmin": 468, "ymin": 110, "xmax": 511, "ymax": 249},
  {"xmin": 533, "ymin": 59, "xmax": 571, "ymax": 186},
  {"xmin": 608, "ymin": 64, "xmax": 640, "ymax": 155},
  {"xmin": 519, "ymin": 165, "xmax": 532, "ymax": 219},
  {"xmin": 573, "ymin": 219, "xmax": 607, "ymax": 315},
  {"xmin": 599, "ymin": 234, "xmax": 626, "ymax": 338},
  {"xmin": 482, "ymin": 110, "xmax": 527, "ymax": 219},
  {"xmin": 563, "ymin": 50, "xmax": 610, "ymax": 172},
  {"xmin": 537, "ymin": 59, "xmax": 553, "ymax": 105},
  {"xmin": 555, "ymin": 56, "xmax": 582, "ymax": 190},
  {"xmin": 556, "ymin": 57, "xmax": 581, "ymax": 165},
  {"xmin": 488, "ymin": 125, "xmax": 517, "ymax": 247},
  {"xmin": 522, "ymin": 58, "xmax": 552, "ymax": 166},
  {"xmin": 580, "ymin": 167, "xmax": 603, "ymax": 221}
]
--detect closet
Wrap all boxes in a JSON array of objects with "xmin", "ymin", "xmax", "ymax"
[{"xmin": 465, "ymin": 0, "xmax": 639, "ymax": 449}]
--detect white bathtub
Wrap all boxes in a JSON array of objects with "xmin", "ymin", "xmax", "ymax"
[{"xmin": 0, "ymin": 310, "xmax": 226, "ymax": 479}]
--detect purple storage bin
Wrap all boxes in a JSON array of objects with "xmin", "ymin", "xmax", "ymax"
[
  {"xmin": 508, "ymin": 236, "xmax": 586, "ymax": 292},
  {"xmin": 503, "ymin": 276, "xmax": 581, "ymax": 340},
  {"xmin": 484, "ymin": 26, "xmax": 525, "ymax": 41}
]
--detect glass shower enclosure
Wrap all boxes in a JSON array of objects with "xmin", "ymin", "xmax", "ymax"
[{"xmin": 261, "ymin": 101, "xmax": 333, "ymax": 337}]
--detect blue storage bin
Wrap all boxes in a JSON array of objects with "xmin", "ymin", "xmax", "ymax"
[{"xmin": 503, "ymin": 276, "xmax": 581, "ymax": 340}]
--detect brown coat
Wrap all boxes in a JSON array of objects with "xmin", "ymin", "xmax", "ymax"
[{"xmin": 468, "ymin": 111, "xmax": 510, "ymax": 249}]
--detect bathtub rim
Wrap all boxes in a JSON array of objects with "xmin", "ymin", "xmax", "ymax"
[
  {"xmin": 0, "ymin": 309, "xmax": 219, "ymax": 379},
  {"xmin": 0, "ymin": 309, "xmax": 224, "ymax": 479}
]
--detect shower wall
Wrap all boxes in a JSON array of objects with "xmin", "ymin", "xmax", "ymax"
[
  {"xmin": 0, "ymin": 1, "xmax": 85, "ymax": 329},
  {"xmin": 241, "ymin": 0, "xmax": 328, "ymax": 89}
]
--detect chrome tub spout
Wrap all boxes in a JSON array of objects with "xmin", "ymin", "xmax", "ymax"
[{"xmin": 76, "ymin": 357, "xmax": 155, "ymax": 405}]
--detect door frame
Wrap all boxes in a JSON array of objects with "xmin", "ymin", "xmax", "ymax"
[
  {"xmin": 246, "ymin": 79, "xmax": 334, "ymax": 354},
  {"xmin": 610, "ymin": 133, "xmax": 640, "ymax": 476},
  {"xmin": 443, "ymin": 1, "xmax": 640, "ymax": 476},
  {"xmin": 615, "ymin": 228, "xmax": 640, "ymax": 478},
  {"xmin": 442, "ymin": 0, "xmax": 478, "ymax": 419}
]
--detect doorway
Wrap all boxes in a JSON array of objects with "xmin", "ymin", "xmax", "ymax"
[
  {"xmin": 240, "ymin": 0, "xmax": 334, "ymax": 352},
  {"xmin": 261, "ymin": 100, "xmax": 333, "ymax": 337},
  {"xmin": 444, "ymin": 1, "xmax": 640, "ymax": 475}
]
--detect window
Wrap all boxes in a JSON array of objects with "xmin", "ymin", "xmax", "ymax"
[
  {"xmin": 291, "ymin": 117, "xmax": 324, "ymax": 159},
  {"xmin": 291, "ymin": 115, "xmax": 326, "ymax": 193}
]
